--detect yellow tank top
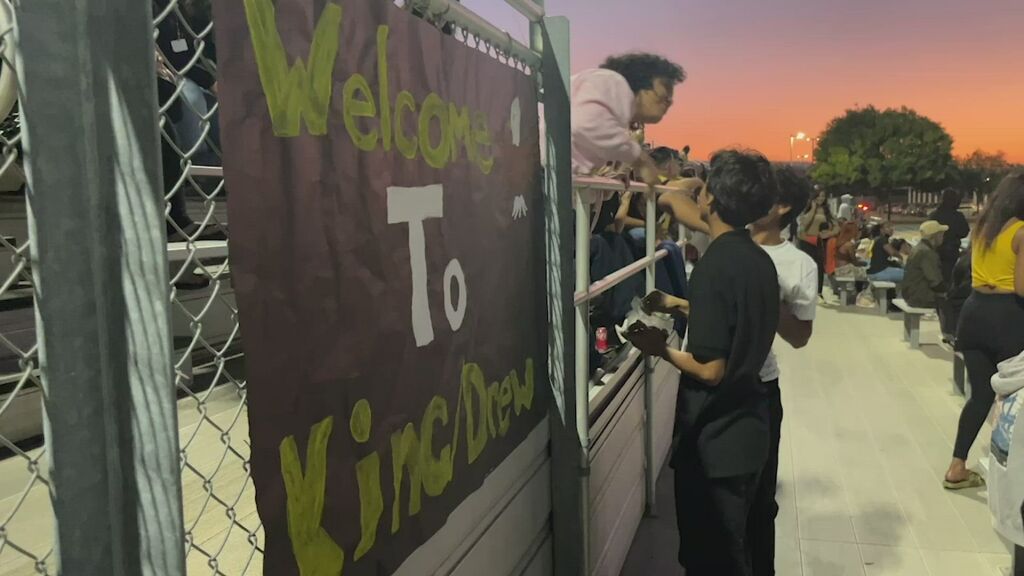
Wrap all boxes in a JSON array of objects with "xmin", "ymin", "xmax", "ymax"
[{"xmin": 972, "ymin": 220, "xmax": 1024, "ymax": 290}]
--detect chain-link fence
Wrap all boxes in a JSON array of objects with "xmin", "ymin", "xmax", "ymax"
[
  {"xmin": 0, "ymin": 0, "xmax": 545, "ymax": 573},
  {"xmin": 0, "ymin": 0, "xmax": 255, "ymax": 573},
  {"xmin": 0, "ymin": 0, "xmax": 55, "ymax": 571},
  {"xmin": 154, "ymin": 0, "xmax": 260, "ymax": 573}
]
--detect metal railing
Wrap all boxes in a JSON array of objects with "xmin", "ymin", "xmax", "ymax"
[
  {"xmin": 573, "ymin": 175, "xmax": 689, "ymax": 524},
  {"xmin": 152, "ymin": 0, "xmax": 257, "ymax": 571}
]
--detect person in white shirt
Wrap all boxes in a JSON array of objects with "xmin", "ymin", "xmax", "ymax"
[
  {"xmin": 837, "ymin": 193, "xmax": 855, "ymax": 222},
  {"xmin": 747, "ymin": 167, "xmax": 817, "ymax": 576}
]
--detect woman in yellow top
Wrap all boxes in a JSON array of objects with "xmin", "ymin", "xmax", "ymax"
[{"xmin": 944, "ymin": 173, "xmax": 1024, "ymax": 489}]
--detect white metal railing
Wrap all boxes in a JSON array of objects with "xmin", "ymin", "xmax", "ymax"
[
  {"xmin": 414, "ymin": 0, "xmax": 541, "ymax": 68},
  {"xmin": 505, "ymin": 0, "xmax": 544, "ymax": 21},
  {"xmin": 573, "ymin": 174, "xmax": 690, "ymax": 515}
]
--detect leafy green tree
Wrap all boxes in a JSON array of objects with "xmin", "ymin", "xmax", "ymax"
[
  {"xmin": 811, "ymin": 106, "xmax": 957, "ymax": 196},
  {"xmin": 957, "ymin": 149, "xmax": 1012, "ymax": 200}
]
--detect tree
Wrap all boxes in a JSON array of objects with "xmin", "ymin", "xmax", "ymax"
[
  {"xmin": 957, "ymin": 149, "xmax": 1012, "ymax": 200},
  {"xmin": 811, "ymin": 106, "xmax": 957, "ymax": 196}
]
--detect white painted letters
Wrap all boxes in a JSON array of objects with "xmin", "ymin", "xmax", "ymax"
[
  {"xmin": 443, "ymin": 259, "xmax": 466, "ymax": 331},
  {"xmin": 387, "ymin": 184, "xmax": 467, "ymax": 346},
  {"xmin": 388, "ymin": 185, "xmax": 444, "ymax": 346}
]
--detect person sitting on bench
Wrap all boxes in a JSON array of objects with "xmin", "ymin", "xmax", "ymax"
[
  {"xmin": 902, "ymin": 220, "xmax": 949, "ymax": 309},
  {"xmin": 867, "ymin": 221, "xmax": 905, "ymax": 283}
]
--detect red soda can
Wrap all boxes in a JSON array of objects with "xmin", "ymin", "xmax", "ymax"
[{"xmin": 596, "ymin": 327, "xmax": 609, "ymax": 353}]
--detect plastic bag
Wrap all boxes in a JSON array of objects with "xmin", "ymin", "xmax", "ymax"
[
  {"xmin": 855, "ymin": 287, "xmax": 876, "ymax": 308},
  {"xmin": 615, "ymin": 296, "xmax": 675, "ymax": 343}
]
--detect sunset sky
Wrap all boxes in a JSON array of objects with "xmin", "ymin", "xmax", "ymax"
[{"xmin": 466, "ymin": 0, "xmax": 1024, "ymax": 163}]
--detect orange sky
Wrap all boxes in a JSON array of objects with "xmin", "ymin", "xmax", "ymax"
[{"xmin": 472, "ymin": 0, "xmax": 1024, "ymax": 163}]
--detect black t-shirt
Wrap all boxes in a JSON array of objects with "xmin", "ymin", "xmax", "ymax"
[
  {"xmin": 929, "ymin": 207, "xmax": 970, "ymax": 263},
  {"xmin": 674, "ymin": 229, "xmax": 780, "ymax": 478},
  {"xmin": 868, "ymin": 234, "xmax": 893, "ymax": 274}
]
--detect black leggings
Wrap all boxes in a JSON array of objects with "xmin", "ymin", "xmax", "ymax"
[
  {"xmin": 797, "ymin": 239, "xmax": 824, "ymax": 294},
  {"xmin": 952, "ymin": 292, "xmax": 1024, "ymax": 460}
]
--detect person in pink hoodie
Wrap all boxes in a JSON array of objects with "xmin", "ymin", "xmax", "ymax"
[
  {"xmin": 571, "ymin": 53, "xmax": 685, "ymax": 184},
  {"xmin": 569, "ymin": 53, "xmax": 685, "ymax": 232}
]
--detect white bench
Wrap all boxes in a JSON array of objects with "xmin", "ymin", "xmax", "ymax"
[
  {"xmin": 167, "ymin": 240, "xmax": 229, "ymax": 263},
  {"xmin": 870, "ymin": 280, "xmax": 898, "ymax": 314},
  {"xmin": 893, "ymin": 298, "xmax": 933, "ymax": 349},
  {"xmin": 833, "ymin": 276, "xmax": 857, "ymax": 306}
]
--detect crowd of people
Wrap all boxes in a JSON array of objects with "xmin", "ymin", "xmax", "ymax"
[{"xmin": 570, "ymin": 51, "xmax": 1024, "ymax": 575}]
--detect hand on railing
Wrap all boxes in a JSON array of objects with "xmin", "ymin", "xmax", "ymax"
[{"xmin": 632, "ymin": 154, "xmax": 661, "ymax": 189}]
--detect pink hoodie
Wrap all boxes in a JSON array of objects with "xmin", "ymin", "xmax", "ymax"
[{"xmin": 569, "ymin": 69, "xmax": 641, "ymax": 174}]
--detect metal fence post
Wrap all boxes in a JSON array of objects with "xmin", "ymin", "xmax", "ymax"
[
  {"xmin": 15, "ymin": 0, "xmax": 186, "ymax": 574},
  {"xmin": 643, "ymin": 179, "xmax": 657, "ymax": 515}
]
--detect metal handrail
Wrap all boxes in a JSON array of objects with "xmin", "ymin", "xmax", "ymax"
[
  {"xmin": 573, "ymin": 174, "xmax": 702, "ymax": 196},
  {"xmin": 572, "ymin": 174, "xmax": 692, "ymax": 517},
  {"xmin": 504, "ymin": 0, "xmax": 544, "ymax": 21},
  {"xmin": 420, "ymin": 0, "xmax": 540, "ymax": 68},
  {"xmin": 573, "ymin": 242, "xmax": 683, "ymax": 305}
]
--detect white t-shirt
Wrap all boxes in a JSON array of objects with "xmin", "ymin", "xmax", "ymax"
[
  {"xmin": 688, "ymin": 230, "xmax": 711, "ymax": 257},
  {"xmin": 759, "ymin": 241, "xmax": 818, "ymax": 382}
]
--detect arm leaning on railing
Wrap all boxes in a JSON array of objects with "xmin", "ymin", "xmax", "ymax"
[{"xmin": 572, "ymin": 175, "xmax": 698, "ymax": 305}]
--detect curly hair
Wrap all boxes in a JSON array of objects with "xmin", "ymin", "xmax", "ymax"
[
  {"xmin": 706, "ymin": 150, "xmax": 778, "ymax": 228},
  {"xmin": 599, "ymin": 53, "xmax": 686, "ymax": 93},
  {"xmin": 773, "ymin": 166, "xmax": 812, "ymax": 230}
]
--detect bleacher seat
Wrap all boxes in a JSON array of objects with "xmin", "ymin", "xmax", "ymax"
[
  {"xmin": 893, "ymin": 298, "xmax": 933, "ymax": 349},
  {"xmin": 870, "ymin": 280, "xmax": 897, "ymax": 315},
  {"xmin": 833, "ymin": 276, "xmax": 857, "ymax": 306}
]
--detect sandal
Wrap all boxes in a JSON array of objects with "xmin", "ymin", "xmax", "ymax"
[{"xmin": 943, "ymin": 470, "xmax": 985, "ymax": 490}]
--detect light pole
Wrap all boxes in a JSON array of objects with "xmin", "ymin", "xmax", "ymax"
[{"xmin": 789, "ymin": 132, "xmax": 806, "ymax": 163}]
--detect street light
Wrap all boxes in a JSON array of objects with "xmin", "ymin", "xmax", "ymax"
[
  {"xmin": 789, "ymin": 132, "xmax": 808, "ymax": 162},
  {"xmin": 790, "ymin": 133, "xmax": 820, "ymax": 163}
]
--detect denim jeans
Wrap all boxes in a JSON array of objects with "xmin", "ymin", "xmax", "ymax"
[
  {"xmin": 868, "ymin": 267, "xmax": 905, "ymax": 283},
  {"xmin": 175, "ymin": 78, "xmax": 221, "ymax": 166}
]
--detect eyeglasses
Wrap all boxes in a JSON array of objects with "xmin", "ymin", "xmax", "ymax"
[{"xmin": 651, "ymin": 89, "xmax": 673, "ymax": 106}]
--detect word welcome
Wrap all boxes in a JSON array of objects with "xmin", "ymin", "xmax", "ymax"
[
  {"xmin": 243, "ymin": 0, "xmax": 496, "ymax": 174},
  {"xmin": 279, "ymin": 358, "xmax": 536, "ymax": 575}
]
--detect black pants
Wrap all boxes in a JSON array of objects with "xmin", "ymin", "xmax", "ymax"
[
  {"xmin": 953, "ymin": 292, "xmax": 1024, "ymax": 460},
  {"xmin": 1017, "ymin": 498, "xmax": 1024, "ymax": 576},
  {"xmin": 797, "ymin": 240, "xmax": 824, "ymax": 294},
  {"xmin": 749, "ymin": 380, "xmax": 782, "ymax": 576},
  {"xmin": 675, "ymin": 452, "xmax": 761, "ymax": 576},
  {"xmin": 162, "ymin": 124, "xmax": 194, "ymax": 233}
]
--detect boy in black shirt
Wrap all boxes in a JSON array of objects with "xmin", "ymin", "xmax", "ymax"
[{"xmin": 628, "ymin": 150, "xmax": 780, "ymax": 575}]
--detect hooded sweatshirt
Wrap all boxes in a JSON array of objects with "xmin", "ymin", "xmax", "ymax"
[
  {"xmin": 837, "ymin": 194, "xmax": 855, "ymax": 221},
  {"xmin": 989, "ymin": 349, "xmax": 1024, "ymax": 545}
]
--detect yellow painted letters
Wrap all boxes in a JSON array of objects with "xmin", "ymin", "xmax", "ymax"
[
  {"xmin": 279, "ymin": 417, "xmax": 345, "ymax": 576},
  {"xmin": 243, "ymin": 0, "xmax": 342, "ymax": 137}
]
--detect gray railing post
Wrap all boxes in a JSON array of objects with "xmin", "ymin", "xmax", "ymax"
[{"xmin": 15, "ymin": 0, "xmax": 186, "ymax": 574}]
